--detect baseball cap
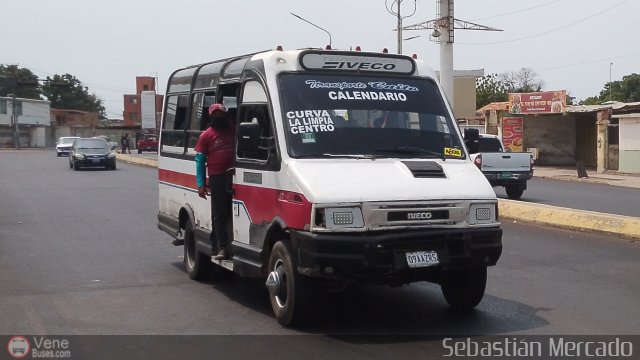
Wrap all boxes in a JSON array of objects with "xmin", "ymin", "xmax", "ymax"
[{"xmin": 208, "ymin": 103, "xmax": 227, "ymax": 115}]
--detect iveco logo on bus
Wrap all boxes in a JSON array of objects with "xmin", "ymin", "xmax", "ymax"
[
  {"xmin": 322, "ymin": 61, "xmax": 397, "ymax": 71},
  {"xmin": 407, "ymin": 212, "xmax": 433, "ymax": 220}
]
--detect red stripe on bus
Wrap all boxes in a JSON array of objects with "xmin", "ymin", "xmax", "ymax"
[
  {"xmin": 234, "ymin": 184, "xmax": 312, "ymax": 230},
  {"xmin": 159, "ymin": 169, "xmax": 197, "ymax": 190}
]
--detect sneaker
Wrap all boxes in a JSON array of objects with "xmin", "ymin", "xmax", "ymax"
[{"xmin": 213, "ymin": 247, "xmax": 228, "ymax": 260}]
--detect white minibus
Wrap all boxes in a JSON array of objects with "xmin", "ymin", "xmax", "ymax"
[{"xmin": 158, "ymin": 48, "xmax": 502, "ymax": 326}]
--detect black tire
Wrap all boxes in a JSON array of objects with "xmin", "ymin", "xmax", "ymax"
[
  {"xmin": 138, "ymin": 149, "xmax": 142, "ymax": 154},
  {"xmin": 440, "ymin": 267, "xmax": 487, "ymax": 310},
  {"xmin": 72, "ymin": 161, "xmax": 79, "ymax": 171},
  {"xmin": 57, "ymin": 153, "xmax": 61, "ymax": 157},
  {"xmin": 505, "ymin": 185, "xmax": 524, "ymax": 200},
  {"xmin": 69, "ymin": 160, "xmax": 73, "ymax": 169},
  {"xmin": 184, "ymin": 218, "xmax": 213, "ymax": 280},
  {"xmin": 111, "ymin": 162, "xmax": 117, "ymax": 170},
  {"xmin": 266, "ymin": 241, "xmax": 315, "ymax": 326}
]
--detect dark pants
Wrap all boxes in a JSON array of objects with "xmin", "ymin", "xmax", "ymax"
[{"xmin": 209, "ymin": 174, "xmax": 231, "ymax": 251}]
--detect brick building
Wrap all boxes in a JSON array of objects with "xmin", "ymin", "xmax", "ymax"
[{"xmin": 122, "ymin": 76, "xmax": 164, "ymax": 128}]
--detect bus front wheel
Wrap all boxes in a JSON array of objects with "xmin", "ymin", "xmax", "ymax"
[{"xmin": 266, "ymin": 241, "xmax": 315, "ymax": 326}]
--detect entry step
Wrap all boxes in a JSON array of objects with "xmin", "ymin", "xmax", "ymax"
[{"xmin": 211, "ymin": 257, "xmax": 234, "ymax": 271}]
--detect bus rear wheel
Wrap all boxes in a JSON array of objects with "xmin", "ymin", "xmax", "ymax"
[{"xmin": 184, "ymin": 218, "xmax": 213, "ymax": 280}]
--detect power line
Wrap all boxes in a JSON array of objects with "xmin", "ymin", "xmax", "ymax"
[
  {"xmin": 468, "ymin": 0, "xmax": 565, "ymax": 21},
  {"xmin": 537, "ymin": 52, "xmax": 640, "ymax": 72},
  {"xmin": 459, "ymin": 0, "xmax": 630, "ymax": 45}
]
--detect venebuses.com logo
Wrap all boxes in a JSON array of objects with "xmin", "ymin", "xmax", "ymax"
[
  {"xmin": 6, "ymin": 336, "xmax": 72, "ymax": 359},
  {"xmin": 6, "ymin": 336, "xmax": 30, "ymax": 358}
]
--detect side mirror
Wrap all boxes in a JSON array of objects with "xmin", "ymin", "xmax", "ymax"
[
  {"xmin": 464, "ymin": 128, "xmax": 480, "ymax": 154},
  {"xmin": 237, "ymin": 122, "xmax": 261, "ymax": 154}
]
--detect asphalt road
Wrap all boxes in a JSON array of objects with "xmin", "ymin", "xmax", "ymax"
[
  {"xmin": 1, "ymin": 149, "xmax": 639, "ymax": 358},
  {"xmin": 495, "ymin": 177, "xmax": 640, "ymax": 217}
]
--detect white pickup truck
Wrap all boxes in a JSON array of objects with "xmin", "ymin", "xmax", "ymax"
[{"xmin": 465, "ymin": 130, "xmax": 533, "ymax": 200}]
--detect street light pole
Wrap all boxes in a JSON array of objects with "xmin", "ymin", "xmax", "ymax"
[{"xmin": 290, "ymin": 12, "xmax": 332, "ymax": 48}]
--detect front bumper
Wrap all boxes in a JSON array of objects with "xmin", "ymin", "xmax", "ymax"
[
  {"xmin": 484, "ymin": 171, "xmax": 533, "ymax": 186},
  {"xmin": 57, "ymin": 148, "xmax": 72, "ymax": 155},
  {"xmin": 290, "ymin": 227, "xmax": 502, "ymax": 284},
  {"xmin": 74, "ymin": 156, "xmax": 115, "ymax": 168}
]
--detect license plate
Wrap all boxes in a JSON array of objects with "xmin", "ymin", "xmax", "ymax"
[
  {"xmin": 499, "ymin": 172, "xmax": 512, "ymax": 179},
  {"xmin": 405, "ymin": 251, "xmax": 439, "ymax": 268},
  {"xmin": 91, "ymin": 159, "xmax": 100, "ymax": 163}
]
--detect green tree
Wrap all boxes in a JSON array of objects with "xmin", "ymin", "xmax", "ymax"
[
  {"xmin": 0, "ymin": 65, "xmax": 41, "ymax": 99},
  {"xmin": 581, "ymin": 73, "xmax": 640, "ymax": 104},
  {"xmin": 476, "ymin": 73, "xmax": 508, "ymax": 109},
  {"xmin": 499, "ymin": 67, "xmax": 544, "ymax": 93},
  {"xmin": 41, "ymin": 74, "xmax": 106, "ymax": 119}
]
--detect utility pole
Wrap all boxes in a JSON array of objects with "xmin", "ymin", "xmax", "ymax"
[
  {"xmin": 402, "ymin": 0, "xmax": 502, "ymax": 109},
  {"xmin": 386, "ymin": 0, "xmax": 417, "ymax": 54},
  {"xmin": 11, "ymin": 93, "xmax": 20, "ymax": 149},
  {"xmin": 397, "ymin": 1, "xmax": 403, "ymax": 54},
  {"xmin": 609, "ymin": 62, "xmax": 613, "ymax": 101}
]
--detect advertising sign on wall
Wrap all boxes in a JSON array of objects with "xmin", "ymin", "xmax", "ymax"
[
  {"xmin": 141, "ymin": 91, "xmax": 157, "ymax": 129},
  {"xmin": 502, "ymin": 117, "xmax": 524, "ymax": 152},
  {"xmin": 508, "ymin": 90, "xmax": 566, "ymax": 114}
]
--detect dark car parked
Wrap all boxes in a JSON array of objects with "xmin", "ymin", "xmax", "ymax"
[{"xmin": 69, "ymin": 138, "xmax": 116, "ymax": 171}]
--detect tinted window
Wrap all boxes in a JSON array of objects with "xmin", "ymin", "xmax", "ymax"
[
  {"xmin": 75, "ymin": 139, "xmax": 109, "ymax": 150},
  {"xmin": 278, "ymin": 74, "xmax": 464, "ymax": 159},
  {"xmin": 59, "ymin": 138, "xmax": 77, "ymax": 145},
  {"xmin": 478, "ymin": 137, "xmax": 503, "ymax": 152}
]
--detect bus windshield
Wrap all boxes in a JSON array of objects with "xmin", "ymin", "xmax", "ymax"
[{"xmin": 278, "ymin": 73, "xmax": 465, "ymax": 160}]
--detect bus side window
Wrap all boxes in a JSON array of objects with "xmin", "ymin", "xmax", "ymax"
[
  {"xmin": 161, "ymin": 94, "xmax": 189, "ymax": 154},
  {"xmin": 237, "ymin": 105, "xmax": 272, "ymax": 161},
  {"xmin": 186, "ymin": 92, "xmax": 215, "ymax": 153}
]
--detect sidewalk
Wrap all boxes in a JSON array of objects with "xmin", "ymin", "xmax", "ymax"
[
  {"xmin": 116, "ymin": 153, "xmax": 640, "ymax": 239},
  {"xmin": 533, "ymin": 166, "xmax": 640, "ymax": 189}
]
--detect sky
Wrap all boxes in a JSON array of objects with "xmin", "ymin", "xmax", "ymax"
[{"xmin": 3, "ymin": 0, "xmax": 638, "ymax": 118}]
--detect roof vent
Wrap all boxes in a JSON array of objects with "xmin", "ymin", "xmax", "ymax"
[{"xmin": 402, "ymin": 161, "xmax": 446, "ymax": 178}]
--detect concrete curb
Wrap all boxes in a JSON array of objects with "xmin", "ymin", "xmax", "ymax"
[
  {"xmin": 499, "ymin": 199, "xmax": 640, "ymax": 240},
  {"xmin": 116, "ymin": 154, "xmax": 158, "ymax": 168}
]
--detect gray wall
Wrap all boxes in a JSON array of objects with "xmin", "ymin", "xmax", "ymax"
[{"xmin": 522, "ymin": 115, "xmax": 576, "ymax": 166}]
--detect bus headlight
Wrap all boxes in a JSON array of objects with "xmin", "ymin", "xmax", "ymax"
[{"xmin": 468, "ymin": 203, "xmax": 497, "ymax": 225}]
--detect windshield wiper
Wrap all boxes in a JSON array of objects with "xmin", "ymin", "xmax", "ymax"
[
  {"xmin": 374, "ymin": 146, "xmax": 445, "ymax": 160},
  {"xmin": 294, "ymin": 153, "xmax": 374, "ymax": 159},
  {"xmin": 322, "ymin": 153, "xmax": 374, "ymax": 159}
]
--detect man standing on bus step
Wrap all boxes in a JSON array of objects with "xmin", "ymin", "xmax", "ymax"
[{"xmin": 195, "ymin": 103, "xmax": 235, "ymax": 260}]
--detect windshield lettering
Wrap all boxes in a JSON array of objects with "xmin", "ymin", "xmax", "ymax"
[
  {"xmin": 287, "ymin": 110, "xmax": 335, "ymax": 134},
  {"xmin": 329, "ymin": 91, "xmax": 407, "ymax": 101},
  {"xmin": 368, "ymin": 82, "xmax": 419, "ymax": 92},
  {"xmin": 305, "ymin": 80, "xmax": 366, "ymax": 90}
]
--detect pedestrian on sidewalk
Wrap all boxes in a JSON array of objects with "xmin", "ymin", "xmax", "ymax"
[
  {"xmin": 120, "ymin": 135, "xmax": 126, "ymax": 154},
  {"xmin": 124, "ymin": 134, "xmax": 131, "ymax": 154}
]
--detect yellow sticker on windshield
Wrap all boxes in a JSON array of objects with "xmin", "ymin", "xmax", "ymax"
[{"xmin": 444, "ymin": 147, "xmax": 463, "ymax": 157}]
